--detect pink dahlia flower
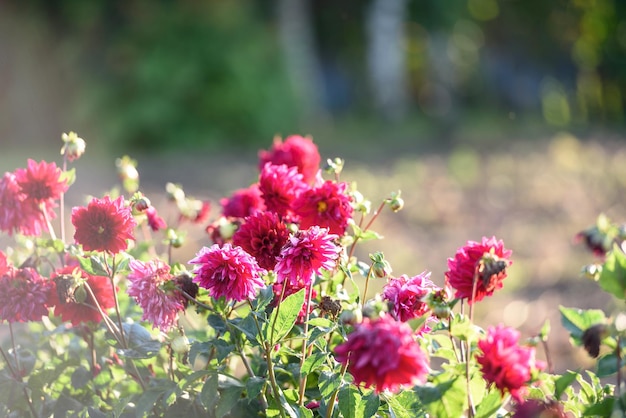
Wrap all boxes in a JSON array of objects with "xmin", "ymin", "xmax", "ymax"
[
  {"xmin": 145, "ymin": 206, "xmax": 167, "ymax": 231},
  {"xmin": 292, "ymin": 180, "xmax": 354, "ymax": 235},
  {"xmin": 0, "ymin": 267, "xmax": 54, "ymax": 323},
  {"xmin": 258, "ymin": 135, "xmax": 321, "ymax": 184},
  {"xmin": 334, "ymin": 315, "xmax": 429, "ymax": 393},
  {"xmin": 51, "ymin": 266, "xmax": 114, "ymax": 326},
  {"xmin": 72, "ymin": 196, "xmax": 136, "ymax": 253},
  {"xmin": 0, "ymin": 251, "xmax": 8, "ymax": 276},
  {"xmin": 258, "ymin": 163, "xmax": 307, "ymax": 218},
  {"xmin": 512, "ymin": 399, "xmax": 571, "ymax": 418},
  {"xmin": 189, "ymin": 244, "xmax": 266, "ymax": 302},
  {"xmin": 0, "ymin": 172, "xmax": 49, "ymax": 236},
  {"xmin": 127, "ymin": 259, "xmax": 186, "ymax": 332},
  {"xmin": 477, "ymin": 324, "xmax": 545, "ymax": 403},
  {"xmin": 382, "ymin": 272, "xmax": 439, "ymax": 325},
  {"xmin": 445, "ymin": 236, "xmax": 512, "ymax": 304},
  {"xmin": 14, "ymin": 159, "xmax": 68, "ymax": 204},
  {"xmin": 220, "ymin": 184, "xmax": 265, "ymax": 218},
  {"xmin": 275, "ymin": 226, "xmax": 340, "ymax": 287},
  {"xmin": 233, "ymin": 211, "xmax": 290, "ymax": 270}
]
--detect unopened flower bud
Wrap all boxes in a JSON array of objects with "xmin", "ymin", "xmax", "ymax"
[
  {"xmin": 132, "ymin": 194, "xmax": 151, "ymax": 212},
  {"xmin": 73, "ymin": 284, "xmax": 87, "ymax": 304},
  {"xmin": 339, "ymin": 309, "xmax": 362, "ymax": 325},
  {"xmin": 386, "ymin": 191, "xmax": 404, "ymax": 212},
  {"xmin": 171, "ymin": 335, "xmax": 190, "ymax": 354},
  {"xmin": 581, "ymin": 264, "xmax": 602, "ymax": 281},
  {"xmin": 370, "ymin": 252, "xmax": 392, "ymax": 279},
  {"xmin": 61, "ymin": 131, "xmax": 86, "ymax": 161},
  {"xmin": 425, "ymin": 288, "xmax": 452, "ymax": 320}
]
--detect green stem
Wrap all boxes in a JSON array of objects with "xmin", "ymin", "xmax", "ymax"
[
  {"xmin": 348, "ymin": 200, "xmax": 386, "ymax": 260},
  {"xmin": 298, "ymin": 283, "xmax": 315, "ymax": 406},
  {"xmin": 40, "ymin": 202, "xmax": 57, "ymax": 241},
  {"xmin": 325, "ymin": 360, "xmax": 349, "ymax": 418},
  {"xmin": 362, "ymin": 265, "xmax": 374, "ymax": 303},
  {"xmin": 270, "ymin": 281, "xmax": 288, "ymax": 346},
  {"xmin": 106, "ymin": 254, "xmax": 127, "ymax": 348}
]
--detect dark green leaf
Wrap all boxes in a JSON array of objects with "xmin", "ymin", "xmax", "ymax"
[
  {"xmin": 200, "ymin": 373, "xmax": 219, "ymax": 410},
  {"xmin": 207, "ymin": 314, "xmax": 228, "ymax": 333},
  {"xmin": 71, "ymin": 366, "xmax": 92, "ymax": 389},
  {"xmin": 246, "ymin": 376, "xmax": 265, "ymax": 399},
  {"xmin": 596, "ymin": 353, "xmax": 619, "ymax": 377},
  {"xmin": 266, "ymin": 289, "xmax": 305, "ymax": 345},
  {"xmin": 583, "ymin": 397, "xmax": 614, "ymax": 416},
  {"xmin": 338, "ymin": 386, "xmax": 361, "ymax": 418},
  {"xmin": 216, "ymin": 385, "xmax": 244, "ymax": 418},
  {"xmin": 362, "ymin": 391, "xmax": 380, "ymax": 418},
  {"xmin": 252, "ymin": 285, "xmax": 275, "ymax": 312},
  {"xmin": 135, "ymin": 386, "xmax": 169, "ymax": 418},
  {"xmin": 231, "ymin": 314, "xmax": 262, "ymax": 346}
]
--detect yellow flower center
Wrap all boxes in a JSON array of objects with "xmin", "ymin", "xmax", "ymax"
[{"xmin": 317, "ymin": 201, "xmax": 327, "ymax": 213}]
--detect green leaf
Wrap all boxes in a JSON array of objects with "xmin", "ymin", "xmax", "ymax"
[
  {"xmin": 60, "ymin": 167, "xmax": 76, "ymax": 187},
  {"xmin": 71, "ymin": 366, "xmax": 92, "ymax": 389},
  {"xmin": 474, "ymin": 391, "xmax": 503, "ymax": 418},
  {"xmin": 252, "ymin": 285, "xmax": 275, "ymax": 312},
  {"xmin": 559, "ymin": 306, "xmax": 607, "ymax": 345},
  {"xmin": 307, "ymin": 317, "xmax": 334, "ymax": 328},
  {"xmin": 136, "ymin": 385, "xmax": 172, "ymax": 418},
  {"xmin": 318, "ymin": 370, "xmax": 342, "ymax": 399},
  {"xmin": 386, "ymin": 391, "xmax": 426, "ymax": 418},
  {"xmin": 266, "ymin": 288, "xmax": 305, "ymax": 345},
  {"xmin": 297, "ymin": 406, "xmax": 314, "ymax": 418},
  {"xmin": 200, "ymin": 373, "xmax": 219, "ymax": 410},
  {"xmin": 338, "ymin": 386, "xmax": 362, "ymax": 418},
  {"xmin": 598, "ymin": 246, "xmax": 626, "ymax": 300},
  {"xmin": 596, "ymin": 353, "xmax": 620, "ymax": 377},
  {"xmin": 216, "ymin": 385, "xmax": 244, "ymax": 418},
  {"xmin": 78, "ymin": 255, "xmax": 109, "ymax": 276},
  {"xmin": 301, "ymin": 351, "xmax": 327, "ymax": 376},
  {"xmin": 554, "ymin": 370, "xmax": 578, "ymax": 399},
  {"xmin": 362, "ymin": 391, "xmax": 380, "ymax": 418},
  {"xmin": 415, "ymin": 378, "xmax": 466, "ymax": 417},
  {"xmin": 246, "ymin": 376, "xmax": 265, "ymax": 399},
  {"xmin": 449, "ymin": 313, "xmax": 473, "ymax": 341},
  {"xmin": 231, "ymin": 315, "xmax": 262, "ymax": 346},
  {"xmin": 117, "ymin": 323, "xmax": 161, "ymax": 358},
  {"xmin": 583, "ymin": 397, "xmax": 615, "ymax": 416}
]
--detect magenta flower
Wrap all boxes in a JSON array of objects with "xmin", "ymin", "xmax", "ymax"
[
  {"xmin": 445, "ymin": 236, "xmax": 512, "ymax": 304},
  {"xmin": 258, "ymin": 135, "xmax": 321, "ymax": 184},
  {"xmin": 382, "ymin": 272, "xmax": 439, "ymax": 326},
  {"xmin": 72, "ymin": 196, "xmax": 136, "ymax": 253},
  {"xmin": 258, "ymin": 163, "xmax": 307, "ymax": 218},
  {"xmin": 477, "ymin": 324, "xmax": 545, "ymax": 403},
  {"xmin": 292, "ymin": 180, "xmax": 354, "ymax": 235},
  {"xmin": 14, "ymin": 159, "xmax": 68, "ymax": 204},
  {"xmin": 0, "ymin": 267, "xmax": 54, "ymax": 323},
  {"xmin": 51, "ymin": 266, "xmax": 115, "ymax": 326},
  {"xmin": 220, "ymin": 184, "xmax": 265, "ymax": 218},
  {"xmin": 275, "ymin": 226, "xmax": 340, "ymax": 287},
  {"xmin": 334, "ymin": 315, "xmax": 430, "ymax": 393},
  {"xmin": 127, "ymin": 259, "xmax": 186, "ymax": 332},
  {"xmin": 145, "ymin": 206, "xmax": 167, "ymax": 231},
  {"xmin": 232, "ymin": 211, "xmax": 290, "ymax": 270},
  {"xmin": 0, "ymin": 172, "xmax": 49, "ymax": 236},
  {"xmin": 189, "ymin": 244, "xmax": 266, "ymax": 302}
]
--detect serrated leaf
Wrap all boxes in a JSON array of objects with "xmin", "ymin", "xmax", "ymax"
[
  {"xmin": 301, "ymin": 351, "xmax": 327, "ymax": 376},
  {"xmin": 319, "ymin": 371, "xmax": 342, "ymax": 399},
  {"xmin": 266, "ymin": 289, "xmax": 305, "ymax": 345},
  {"xmin": 387, "ymin": 391, "xmax": 426, "ymax": 418},
  {"xmin": 598, "ymin": 246, "xmax": 626, "ymax": 300},
  {"xmin": 554, "ymin": 370, "xmax": 578, "ymax": 399},
  {"xmin": 338, "ymin": 386, "xmax": 361, "ymax": 418},
  {"xmin": 559, "ymin": 306, "xmax": 607, "ymax": 345}
]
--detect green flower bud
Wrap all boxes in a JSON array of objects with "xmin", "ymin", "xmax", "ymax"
[
  {"xmin": 171, "ymin": 335, "xmax": 190, "ymax": 355},
  {"xmin": 61, "ymin": 131, "xmax": 86, "ymax": 162}
]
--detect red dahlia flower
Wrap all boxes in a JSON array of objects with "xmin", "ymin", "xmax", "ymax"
[
  {"xmin": 382, "ymin": 272, "xmax": 439, "ymax": 325},
  {"xmin": 14, "ymin": 159, "xmax": 68, "ymax": 204},
  {"xmin": 0, "ymin": 267, "xmax": 54, "ymax": 323},
  {"xmin": 258, "ymin": 163, "xmax": 307, "ymax": 218},
  {"xmin": 51, "ymin": 266, "xmax": 114, "ymax": 326},
  {"xmin": 127, "ymin": 259, "xmax": 186, "ymax": 332},
  {"xmin": 72, "ymin": 196, "xmax": 136, "ymax": 253},
  {"xmin": 259, "ymin": 135, "xmax": 321, "ymax": 184},
  {"xmin": 445, "ymin": 236, "xmax": 512, "ymax": 304},
  {"xmin": 220, "ymin": 184, "xmax": 265, "ymax": 218},
  {"xmin": 0, "ymin": 251, "xmax": 8, "ymax": 276},
  {"xmin": 0, "ymin": 172, "xmax": 49, "ymax": 236},
  {"xmin": 145, "ymin": 206, "xmax": 167, "ymax": 231},
  {"xmin": 334, "ymin": 315, "xmax": 429, "ymax": 393},
  {"xmin": 292, "ymin": 180, "xmax": 354, "ymax": 235},
  {"xmin": 232, "ymin": 211, "xmax": 290, "ymax": 270},
  {"xmin": 275, "ymin": 226, "xmax": 340, "ymax": 287},
  {"xmin": 189, "ymin": 243, "xmax": 266, "ymax": 302},
  {"xmin": 477, "ymin": 324, "xmax": 545, "ymax": 403}
]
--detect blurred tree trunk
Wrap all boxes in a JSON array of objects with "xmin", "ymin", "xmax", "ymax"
[
  {"xmin": 276, "ymin": 0, "xmax": 327, "ymax": 125},
  {"xmin": 366, "ymin": 0, "xmax": 409, "ymax": 121}
]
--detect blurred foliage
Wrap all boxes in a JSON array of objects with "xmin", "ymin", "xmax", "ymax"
[{"xmin": 9, "ymin": 0, "xmax": 626, "ymax": 152}]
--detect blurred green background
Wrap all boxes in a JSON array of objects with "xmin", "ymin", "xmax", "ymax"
[{"xmin": 2, "ymin": 0, "xmax": 626, "ymax": 157}]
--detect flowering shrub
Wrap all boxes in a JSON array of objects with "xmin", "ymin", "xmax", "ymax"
[{"xmin": 0, "ymin": 132, "xmax": 625, "ymax": 417}]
